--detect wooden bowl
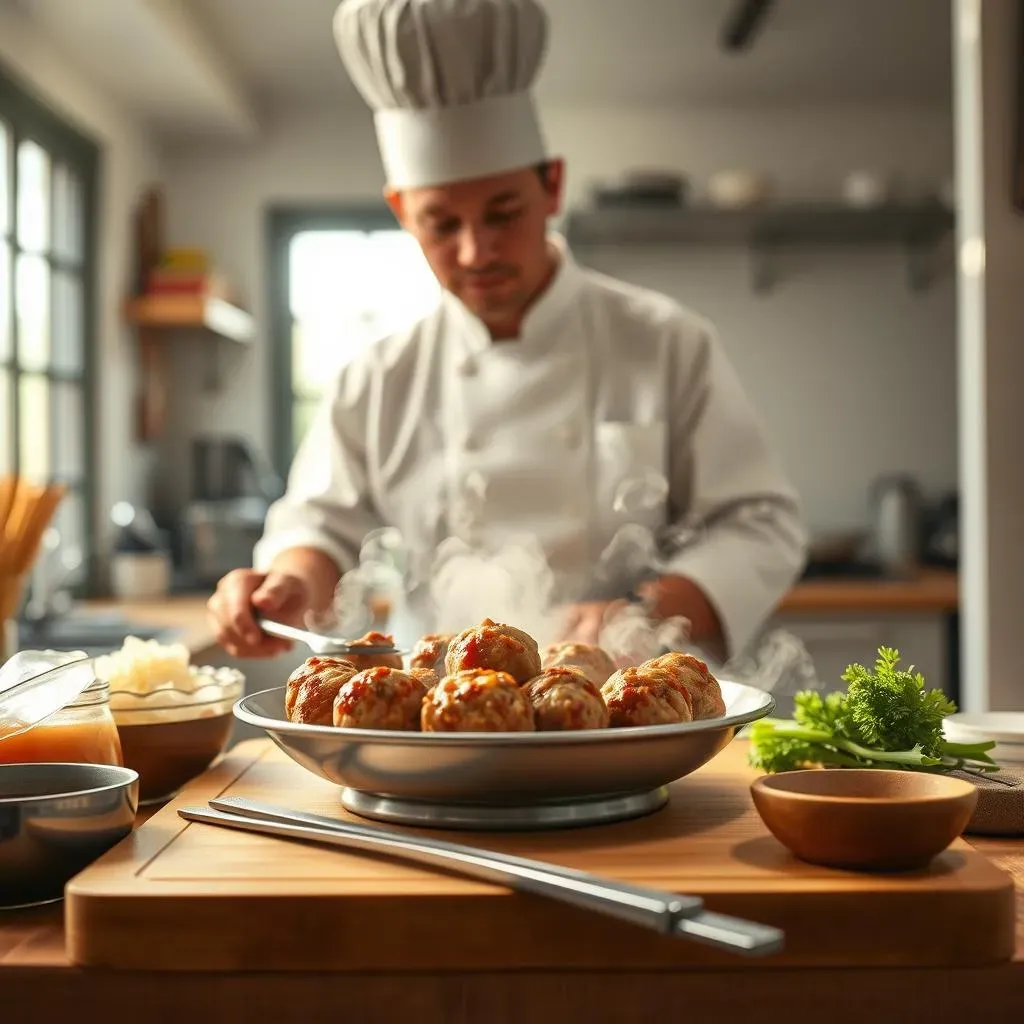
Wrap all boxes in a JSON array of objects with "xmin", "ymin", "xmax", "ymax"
[{"xmin": 750, "ymin": 770, "xmax": 978, "ymax": 871}]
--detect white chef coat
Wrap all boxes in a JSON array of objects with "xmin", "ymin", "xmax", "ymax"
[{"xmin": 254, "ymin": 238, "xmax": 807, "ymax": 658}]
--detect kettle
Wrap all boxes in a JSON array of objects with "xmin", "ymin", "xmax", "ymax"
[{"xmin": 868, "ymin": 474, "xmax": 923, "ymax": 576}]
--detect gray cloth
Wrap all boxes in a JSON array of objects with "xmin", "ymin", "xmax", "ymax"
[{"xmin": 953, "ymin": 767, "xmax": 1024, "ymax": 836}]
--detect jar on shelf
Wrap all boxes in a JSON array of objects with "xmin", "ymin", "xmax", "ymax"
[{"xmin": 0, "ymin": 652, "xmax": 124, "ymax": 767}]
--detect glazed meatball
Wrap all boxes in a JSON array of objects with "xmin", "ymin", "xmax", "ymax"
[
  {"xmin": 643, "ymin": 652, "xmax": 726, "ymax": 720},
  {"xmin": 601, "ymin": 664, "xmax": 694, "ymax": 728},
  {"xmin": 445, "ymin": 618, "xmax": 542, "ymax": 684},
  {"xmin": 332, "ymin": 666, "xmax": 427, "ymax": 730},
  {"xmin": 410, "ymin": 633, "xmax": 453, "ymax": 675},
  {"xmin": 422, "ymin": 669, "xmax": 534, "ymax": 733},
  {"xmin": 285, "ymin": 656, "xmax": 359, "ymax": 725},
  {"xmin": 523, "ymin": 666, "xmax": 609, "ymax": 731},
  {"xmin": 344, "ymin": 631, "xmax": 403, "ymax": 671},
  {"xmin": 540, "ymin": 641, "xmax": 617, "ymax": 689}
]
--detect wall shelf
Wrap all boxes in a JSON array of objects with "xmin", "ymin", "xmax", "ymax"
[
  {"xmin": 124, "ymin": 294, "xmax": 255, "ymax": 343},
  {"xmin": 124, "ymin": 294, "xmax": 255, "ymax": 442},
  {"xmin": 564, "ymin": 200, "xmax": 956, "ymax": 293}
]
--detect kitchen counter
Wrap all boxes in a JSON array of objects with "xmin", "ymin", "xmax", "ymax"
[
  {"xmin": 775, "ymin": 567, "xmax": 959, "ymax": 615},
  {"xmin": 1, "ymin": 742, "xmax": 1019, "ymax": 1024},
  {"xmin": 85, "ymin": 569, "xmax": 959, "ymax": 659}
]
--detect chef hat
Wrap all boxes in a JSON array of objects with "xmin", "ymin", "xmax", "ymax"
[{"xmin": 333, "ymin": 0, "xmax": 550, "ymax": 189}]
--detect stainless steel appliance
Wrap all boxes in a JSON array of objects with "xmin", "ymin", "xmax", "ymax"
[
  {"xmin": 180, "ymin": 436, "xmax": 284, "ymax": 587},
  {"xmin": 868, "ymin": 473, "xmax": 923, "ymax": 576}
]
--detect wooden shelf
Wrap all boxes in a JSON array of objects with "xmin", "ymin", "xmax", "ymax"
[
  {"xmin": 565, "ymin": 200, "xmax": 956, "ymax": 292},
  {"xmin": 124, "ymin": 293, "xmax": 255, "ymax": 343}
]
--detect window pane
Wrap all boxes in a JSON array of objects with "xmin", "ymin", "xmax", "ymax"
[
  {"xmin": 18, "ymin": 373, "xmax": 49, "ymax": 482},
  {"xmin": 16, "ymin": 253, "xmax": 50, "ymax": 370},
  {"xmin": 52, "ymin": 269, "xmax": 83, "ymax": 373},
  {"xmin": 288, "ymin": 228, "xmax": 438, "ymax": 392},
  {"xmin": 52, "ymin": 163, "xmax": 83, "ymax": 263},
  {"xmin": 52, "ymin": 381, "xmax": 83, "ymax": 480},
  {"xmin": 52, "ymin": 487, "xmax": 86, "ymax": 587},
  {"xmin": 0, "ymin": 241, "xmax": 9, "ymax": 361},
  {"xmin": 0, "ymin": 367, "xmax": 12, "ymax": 474},
  {"xmin": 17, "ymin": 140, "xmax": 50, "ymax": 254},
  {"xmin": 0, "ymin": 121, "xmax": 9, "ymax": 236}
]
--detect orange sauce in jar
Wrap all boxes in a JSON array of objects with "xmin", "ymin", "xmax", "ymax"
[
  {"xmin": 0, "ymin": 678, "xmax": 124, "ymax": 767},
  {"xmin": 0, "ymin": 718, "xmax": 124, "ymax": 766}
]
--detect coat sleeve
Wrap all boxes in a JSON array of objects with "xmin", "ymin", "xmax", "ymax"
[
  {"xmin": 253, "ymin": 355, "xmax": 383, "ymax": 575},
  {"xmin": 659, "ymin": 316, "xmax": 808, "ymax": 659}
]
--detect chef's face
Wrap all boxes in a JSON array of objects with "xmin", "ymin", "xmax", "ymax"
[{"xmin": 386, "ymin": 161, "xmax": 563, "ymax": 333}]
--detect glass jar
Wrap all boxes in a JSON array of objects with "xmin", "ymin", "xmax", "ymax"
[{"xmin": 0, "ymin": 677, "xmax": 125, "ymax": 767}]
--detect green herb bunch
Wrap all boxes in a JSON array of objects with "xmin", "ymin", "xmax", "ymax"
[{"xmin": 749, "ymin": 647, "xmax": 997, "ymax": 775}]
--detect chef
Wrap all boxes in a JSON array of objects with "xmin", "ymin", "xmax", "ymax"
[{"xmin": 208, "ymin": 0, "xmax": 807, "ymax": 663}]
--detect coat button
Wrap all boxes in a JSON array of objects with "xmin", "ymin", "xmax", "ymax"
[
  {"xmin": 459, "ymin": 357, "xmax": 478, "ymax": 377},
  {"xmin": 464, "ymin": 431, "xmax": 483, "ymax": 451}
]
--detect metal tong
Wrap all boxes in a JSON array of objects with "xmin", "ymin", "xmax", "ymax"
[
  {"xmin": 254, "ymin": 615, "xmax": 403, "ymax": 657},
  {"xmin": 178, "ymin": 796, "xmax": 784, "ymax": 957}
]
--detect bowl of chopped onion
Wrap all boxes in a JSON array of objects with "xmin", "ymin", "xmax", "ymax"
[{"xmin": 94, "ymin": 637, "xmax": 244, "ymax": 804}]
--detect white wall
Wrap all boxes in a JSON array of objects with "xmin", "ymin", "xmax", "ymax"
[
  {"xmin": 954, "ymin": 0, "xmax": 1024, "ymax": 712},
  {"xmin": 0, "ymin": 2, "xmax": 163, "ymax": 575},
  {"xmin": 160, "ymin": 100, "xmax": 955, "ymax": 535}
]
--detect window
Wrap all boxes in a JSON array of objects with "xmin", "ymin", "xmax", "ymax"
[
  {"xmin": 268, "ymin": 209, "xmax": 439, "ymax": 475},
  {"xmin": 1, "ymin": 69, "xmax": 98, "ymax": 590}
]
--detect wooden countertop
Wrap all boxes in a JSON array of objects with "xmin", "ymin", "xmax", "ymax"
[
  {"xmin": 1, "ymin": 742, "xmax": 1019, "ymax": 1023},
  {"xmin": 84, "ymin": 570, "xmax": 959, "ymax": 659},
  {"xmin": 775, "ymin": 567, "xmax": 959, "ymax": 615}
]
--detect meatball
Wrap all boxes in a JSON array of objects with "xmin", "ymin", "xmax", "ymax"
[
  {"xmin": 445, "ymin": 618, "xmax": 541, "ymax": 684},
  {"xmin": 285, "ymin": 656, "xmax": 359, "ymax": 725},
  {"xmin": 344, "ymin": 630, "xmax": 403, "ymax": 671},
  {"xmin": 643, "ymin": 652, "xmax": 726, "ymax": 720},
  {"xmin": 540, "ymin": 641, "xmax": 617, "ymax": 689},
  {"xmin": 332, "ymin": 666, "xmax": 427, "ymax": 730},
  {"xmin": 410, "ymin": 633, "xmax": 453, "ymax": 675},
  {"xmin": 421, "ymin": 669, "xmax": 534, "ymax": 733},
  {"xmin": 601, "ymin": 664, "xmax": 694, "ymax": 728},
  {"xmin": 523, "ymin": 666, "xmax": 609, "ymax": 731},
  {"xmin": 409, "ymin": 666, "xmax": 440, "ymax": 691}
]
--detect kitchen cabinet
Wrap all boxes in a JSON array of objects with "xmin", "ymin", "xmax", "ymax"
[{"xmin": 766, "ymin": 610, "xmax": 952, "ymax": 701}]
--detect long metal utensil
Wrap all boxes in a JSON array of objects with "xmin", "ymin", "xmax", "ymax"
[
  {"xmin": 253, "ymin": 614, "xmax": 402, "ymax": 657},
  {"xmin": 179, "ymin": 797, "xmax": 783, "ymax": 956}
]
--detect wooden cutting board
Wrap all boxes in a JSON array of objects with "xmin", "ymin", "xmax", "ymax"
[{"xmin": 65, "ymin": 739, "xmax": 1017, "ymax": 971}]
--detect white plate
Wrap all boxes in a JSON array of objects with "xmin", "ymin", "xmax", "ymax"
[{"xmin": 943, "ymin": 712, "xmax": 1024, "ymax": 745}]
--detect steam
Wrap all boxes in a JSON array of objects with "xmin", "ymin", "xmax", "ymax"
[{"xmin": 320, "ymin": 467, "xmax": 817, "ymax": 693}]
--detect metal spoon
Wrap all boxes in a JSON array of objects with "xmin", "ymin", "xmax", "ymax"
[{"xmin": 254, "ymin": 614, "xmax": 402, "ymax": 658}]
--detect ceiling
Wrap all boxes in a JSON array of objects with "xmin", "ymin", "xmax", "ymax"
[{"xmin": 13, "ymin": 0, "xmax": 952, "ymax": 141}]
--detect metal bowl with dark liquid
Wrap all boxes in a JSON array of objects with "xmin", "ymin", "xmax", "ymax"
[{"xmin": 0, "ymin": 762, "xmax": 139, "ymax": 908}]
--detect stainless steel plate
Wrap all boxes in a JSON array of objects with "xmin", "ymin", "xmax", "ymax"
[{"xmin": 234, "ymin": 680, "xmax": 774, "ymax": 829}]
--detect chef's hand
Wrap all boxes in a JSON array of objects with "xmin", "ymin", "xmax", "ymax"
[
  {"xmin": 636, "ymin": 575, "xmax": 725, "ymax": 662},
  {"xmin": 556, "ymin": 599, "xmax": 628, "ymax": 645},
  {"xmin": 207, "ymin": 569, "xmax": 311, "ymax": 658}
]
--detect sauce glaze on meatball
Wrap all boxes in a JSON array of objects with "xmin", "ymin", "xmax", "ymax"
[
  {"xmin": 410, "ymin": 633, "xmax": 453, "ymax": 675},
  {"xmin": 601, "ymin": 664, "xmax": 694, "ymax": 728},
  {"xmin": 332, "ymin": 666, "xmax": 427, "ymax": 730},
  {"xmin": 285, "ymin": 656, "xmax": 359, "ymax": 725},
  {"xmin": 523, "ymin": 666, "xmax": 609, "ymax": 731},
  {"xmin": 344, "ymin": 630, "xmax": 403, "ymax": 671},
  {"xmin": 421, "ymin": 669, "xmax": 534, "ymax": 733},
  {"xmin": 643, "ymin": 652, "xmax": 726, "ymax": 720},
  {"xmin": 445, "ymin": 618, "xmax": 541, "ymax": 684}
]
